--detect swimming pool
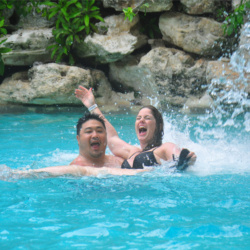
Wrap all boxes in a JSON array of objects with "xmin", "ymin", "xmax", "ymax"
[{"xmin": 0, "ymin": 106, "xmax": 249, "ymax": 249}]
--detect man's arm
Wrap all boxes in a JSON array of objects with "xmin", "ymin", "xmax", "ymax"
[
  {"xmin": 89, "ymin": 167, "xmax": 148, "ymax": 176},
  {"xmin": 36, "ymin": 165, "xmax": 148, "ymax": 176},
  {"xmin": 2, "ymin": 165, "xmax": 148, "ymax": 180},
  {"xmin": 12, "ymin": 165, "xmax": 87, "ymax": 178}
]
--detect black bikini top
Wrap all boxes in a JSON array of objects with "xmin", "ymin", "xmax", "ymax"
[
  {"xmin": 121, "ymin": 147, "xmax": 191, "ymax": 170},
  {"xmin": 121, "ymin": 148, "xmax": 159, "ymax": 169}
]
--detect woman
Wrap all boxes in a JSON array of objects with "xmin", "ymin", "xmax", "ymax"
[{"xmin": 75, "ymin": 86, "xmax": 196, "ymax": 170}]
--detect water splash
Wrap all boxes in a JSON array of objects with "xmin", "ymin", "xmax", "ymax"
[
  {"xmin": 161, "ymin": 109, "xmax": 250, "ymax": 176},
  {"xmin": 162, "ymin": 15, "xmax": 250, "ymax": 175},
  {"xmin": 230, "ymin": 13, "xmax": 250, "ymax": 76},
  {"xmin": 206, "ymin": 13, "xmax": 250, "ymax": 124}
]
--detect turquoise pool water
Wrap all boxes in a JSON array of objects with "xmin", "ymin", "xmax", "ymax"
[{"xmin": 0, "ymin": 107, "xmax": 250, "ymax": 249}]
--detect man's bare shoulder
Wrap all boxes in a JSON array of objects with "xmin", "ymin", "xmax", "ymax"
[
  {"xmin": 70, "ymin": 155, "xmax": 89, "ymax": 166},
  {"xmin": 70, "ymin": 154, "xmax": 122, "ymax": 168}
]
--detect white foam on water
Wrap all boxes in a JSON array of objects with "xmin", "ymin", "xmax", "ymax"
[
  {"xmin": 41, "ymin": 149, "xmax": 78, "ymax": 167},
  {"xmin": 160, "ymin": 109, "xmax": 250, "ymax": 176},
  {"xmin": 182, "ymin": 16, "xmax": 250, "ymax": 176}
]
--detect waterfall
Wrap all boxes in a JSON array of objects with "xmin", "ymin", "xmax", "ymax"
[
  {"xmin": 206, "ymin": 11, "xmax": 250, "ymax": 125},
  {"xmin": 230, "ymin": 11, "xmax": 250, "ymax": 77},
  {"xmin": 163, "ymin": 14, "xmax": 250, "ymax": 175}
]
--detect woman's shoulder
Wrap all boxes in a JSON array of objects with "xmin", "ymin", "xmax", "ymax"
[
  {"xmin": 158, "ymin": 142, "xmax": 179, "ymax": 150},
  {"xmin": 154, "ymin": 142, "xmax": 181, "ymax": 161}
]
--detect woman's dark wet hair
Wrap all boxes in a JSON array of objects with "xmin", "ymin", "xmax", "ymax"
[
  {"xmin": 140, "ymin": 105, "xmax": 164, "ymax": 151},
  {"xmin": 77, "ymin": 113, "xmax": 106, "ymax": 136}
]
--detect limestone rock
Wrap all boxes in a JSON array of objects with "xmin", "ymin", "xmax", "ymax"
[
  {"xmin": 98, "ymin": 92, "xmax": 135, "ymax": 112},
  {"xmin": 232, "ymin": 0, "xmax": 248, "ymax": 9},
  {"xmin": 89, "ymin": 69, "xmax": 137, "ymax": 111},
  {"xmin": 206, "ymin": 60, "xmax": 241, "ymax": 84},
  {"xmin": 17, "ymin": 5, "xmax": 55, "ymax": 29},
  {"xmin": 109, "ymin": 53, "xmax": 156, "ymax": 97},
  {"xmin": 206, "ymin": 60, "xmax": 249, "ymax": 99},
  {"xmin": 102, "ymin": 0, "xmax": 172, "ymax": 12},
  {"xmin": 1, "ymin": 29, "xmax": 54, "ymax": 66},
  {"xmin": 230, "ymin": 19, "xmax": 250, "ymax": 78},
  {"xmin": 74, "ymin": 14, "xmax": 147, "ymax": 64},
  {"xmin": 139, "ymin": 0, "xmax": 173, "ymax": 12},
  {"xmin": 2, "ymin": 7, "xmax": 14, "ymax": 27},
  {"xmin": 0, "ymin": 63, "xmax": 93, "ymax": 105},
  {"xmin": 102, "ymin": 0, "xmax": 145, "ymax": 11},
  {"xmin": 159, "ymin": 12, "xmax": 226, "ymax": 57},
  {"xmin": 109, "ymin": 47, "xmax": 208, "ymax": 107},
  {"xmin": 182, "ymin": 93, "xmax": 213, "ymax": 113},
  {"xmin": 206, "ymin": 59, "xmax": 249, "ymax": 111},
  {"xmin": 180, "ymin": 0, "xmax": 215, "ymax": 14},
  {"xmin": 0, "ymin": 63, "xmax": 139, "ymax": 110}
]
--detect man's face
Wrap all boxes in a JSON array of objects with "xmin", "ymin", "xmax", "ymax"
[{"xmin": 77, "ymin": 119, "xmax": 107, "ymax": 159}]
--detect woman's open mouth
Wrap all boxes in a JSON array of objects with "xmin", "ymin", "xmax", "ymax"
[{"xmin": 139, "ymin": 126, "xmax": 147, "ymax": 136}]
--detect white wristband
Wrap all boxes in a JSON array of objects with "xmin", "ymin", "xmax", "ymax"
[{"xmin": 88, "ymin": 104, "xmax": 98, "ymax": 112}]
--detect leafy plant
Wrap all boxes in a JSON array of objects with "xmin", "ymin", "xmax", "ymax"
[
  {"xmin": 139, "ymin": 14, "xmax": 161, "ymax": 39},
  {"xmin": 0, "ymin": 0, "xmax": 46, "ymax": 75},
  {"xmin": 0, "ymin": 0, "xmax": 12, "ymax": 75},
  {"xmin": 10, "ymin": 0, "xmax": 43, "ymax": 17},
  {"xmin": 140, "ymin": 3, "xmax": 150, "ymax": 15},
  {"xmin": 123, "ymin": 3, "xmax": 160, "ymax": 39},
  {"xmin": 0, "ymin": 38, "xmax": 11, "ymax": 75},
  {"xmin": 222, "ymin": 0, "xmax": 250, "ymax": 36},
  {"xmin": 42, "ymin": 0, "xmax": 104, "ymax": 65},
  {"xmin": 123, "ymin": 7, "xmax": 136, "ymax": 22},
  {"xmin": 123, "ymin": 3, "xmax": 149, "ymax": 22}
]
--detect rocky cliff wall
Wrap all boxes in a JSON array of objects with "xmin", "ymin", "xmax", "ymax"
[{"xmin": 0, "ymin": 0, "xmax": 249, "ymax": 113}]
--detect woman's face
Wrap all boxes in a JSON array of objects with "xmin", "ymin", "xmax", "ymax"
[{"xmin": 135, "ymin": 108, "xmax": 156, "ymax": 145}]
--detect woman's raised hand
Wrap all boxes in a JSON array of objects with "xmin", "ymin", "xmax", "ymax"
[{"xmin": 75, "ymin": 86, "xmax": 95, "ymax": 108}]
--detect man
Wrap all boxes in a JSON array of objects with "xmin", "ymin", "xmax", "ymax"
[
  {"xmin": 2, "ymin": 114, "xmax": 144, "ymax": 180},
  {"xmin": 70, "ymin": 113, "xmax": 123, "ymax": 167}
]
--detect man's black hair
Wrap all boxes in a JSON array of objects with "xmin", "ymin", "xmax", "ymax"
[{"xmin": 77, "ymin": 113, "xmax": 106, "ymax": 136}]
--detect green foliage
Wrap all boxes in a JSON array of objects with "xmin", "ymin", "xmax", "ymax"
[
  {"xmin": 0, "ymin": 0, "xmax": 13, "ymax": 75},
  {"xmin": 9, "ymin": 0, "xmax": 43, "ymax": 16},
  {"xmin": 42, "ymin": 0, "xmax": 104, "ymax": 65},
  {"xmin": 140, "ymin": 3, "xmax": 150, "ymax": 15},
  {"xmin": 0, "ymin": 0, "xmax": 46, "ymax": 75},
  {"xmin": 123, "ymin": 7, "xmax": 136, "ymax": 22},
  {"xmin": 123, "ymin": 3, "xmax": 160, "ymax": 39},
  {"xmin": 222, "ymin": 0, "xmax": 250, "ymax": 36},
  {"xmin": 0, "ymin": 39, "xmax": 11, "ymax": 75},
  {"xmin": 0, "ymin": 1, "xmax": 10, "ymax": 36},
  {"xmin": 123, "ymin": 3, "xmax": 149, "ymax": 22},
  {"xmin": 140, "ymin": 14, "xmax": 161, "ymax": 39},
  {"xmin": 0, "ymin": 0, "xmax": 104, "ymax": 71},
  {"xmin": 0, "ymin": 0, "xmax": 12, "ymax": 12}
]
